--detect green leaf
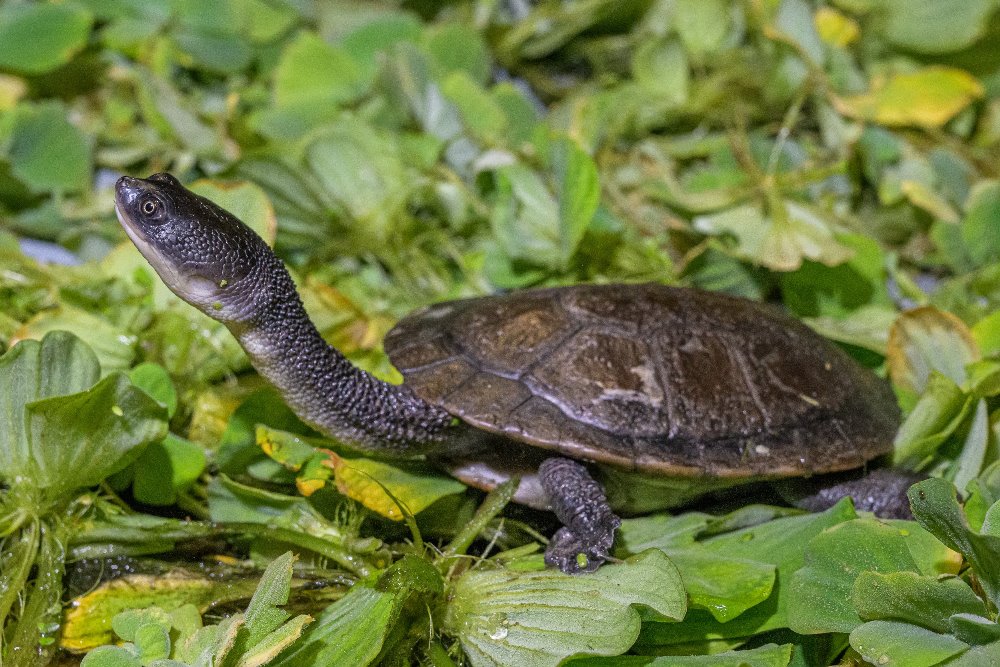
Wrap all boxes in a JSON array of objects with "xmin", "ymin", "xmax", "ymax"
[
  {"xmin": 306, "ymin": 118, "xmax": 410, "ymax": 240},
  {"xmin": 551, "ymin": 136, "xmax": 601, "ymax": 269},
  {"xmin": 272, "ymin": 556, "xmax": 440, "ymax": 666},
  {"xmin": 873, "ymin": 0, "xmax": 997, "ymax": 54},
  {"xmin": 618, "ymin": 513, "xmax": 776, "ymax": 622},
  {"xmin": 788, "ymin": 519, "xmax": 920, "ymax": 635},
  {"xmin": 491, "ymin": 164, "xmax": 561, "ymax": 266},
  {"xmin": 129, "ymin": 363, "xmax": 178, "ymax": 419},
  {"xmin": 271, "ymin": 585, "xmax": 392, "ymax": 667},
  {"xmin": 424, "ymin": 23, "xmax": 491, "ymax": 83},
  {"xmin": 242, "ymin": 552, "xmax": 293, "ymax": 641},
  {"xmin": 28, "ymin": 371, "xmax": 167, "ymax": 499},
  {"xmin": 0, "ymin": 332, "xmax": 98, "ymax": 478},
  {"xmin": 4, "ymin": 102, "xmax": 91, "ymax": 193},
  {"xmin": 0, "ymin": 3, "xmax": 92, "ymax": 74},
  {"xmin": 132, "ymin": 434, "xmax": 207, "ymax": 506},
  {"xmin": 235, "ymin": 613, "xmax": 311, "ymax": 667},
  {"xmin": 852, "ymin": 572, "xmax": 987, "ymax": 634},
  {"xmin": 949, "ymin": 614, "xmax": 1000, "ymax": 646},
  {"xmin": 887, "ymin": 307, "xmax": 980, "ymax": 397},
  {"xmin": 618, "ymin": 512, "xmax": 712, "ymax": 552},
  {"xmin": 134, "ymin": 69, "xmax": 218, "ymax": 154},
  {"xmin": 490, "ymin": 137, "xmax": 600, "ymax": 271},
  {"xmin": 0, "ymin": 332, "xmax": 166, "ymax": 500},
  {"xmin": 908, "ymin": 478, "xmax": 1000, "ymax": 608},
  {"xmin": 80, "ymin": 646, "xmax": 143, "ymax": 667},
  {"xmin": 568, "ymin": 642, "xmax": 793, "ymax": 666},
  {"xmin": 667, "ymin": 549, "xmax": 776, "ymax": 622},
  {"xmin": 850, "ymin": 620, "xmax": 968, "ymax": 667},
  {"xmin": 215, "ymin": 387, "xmax": 311, "ymax": 475},
  {"xmin": 223, "ymin": 552, "xmax": 313, "ymax": 667},
  {"xmin": 273, "ymin": 31, "xmax": 367, "ymax": 111},
  {"xmin": 133, "ymin": 622, "xmax": 171, "ymax": 662},
  {"xmin": 674, "ymin": 0, "xmax": 730, "ymax": 58},
  {"xmin": 692, "ymin": 201, "xmax": 854, "ymax": 272},
  {"xmin": 960, "ymin": 180, "xmax": 1000, "ymax": 269},
  {"xmin": 440, "ymin": 71, "xmax": 508, "ymax": 143},
  {"xmin": 443, "ymin": 550, "xmax": 686, "ymax": 666},
  {"xmin": 111, "ymin": 608, "xmax": 172, "ymax": 643},
  {"xmin": 13, "ymin": 306, "xmax": 136, "ymax": 374},
  {"xmin": 781, "ymin": 233, "xmax": 890, "ymax": 318},
  {"xmin": 972, "ymin": 311, "xmax": 1000, "ymax": 358},
  {"xmin": 632, "ymin": 38, "xmax": 689, "ymax": 104},
  {"xmin": 805, "ymin": 305, "xmax": 899, "ymax": 354},
  {"xmin": 171, "ymin": 30, "xmax": 252, "ymax": 75},
  {"xmin": 637, "ymin": 500, "xmax": 856, "ymax": 648},
  {"xmin": 951, "ymin": 399, "xmax": 991, "ymax": 494},
  {"xmin": 892, "ymin": 372, "xmax": 971, "ymax": 468},
  {"xmin": 240, "ymin": 0, "xmax": 298, "ymax": 42}
]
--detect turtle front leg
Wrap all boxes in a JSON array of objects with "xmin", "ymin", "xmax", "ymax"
[{"xmin": 539, "ymin": 457, "xmax": 621, "ymax": 574}]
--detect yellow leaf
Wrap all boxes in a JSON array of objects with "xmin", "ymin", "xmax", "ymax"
[
  {"xmin": 815, "ymin": 7, "xmax": 859, "ymax": 47},
  {"xmin": 0, "ymin": 74, "xmax": 26, "ymax": 111},
  {"xmin": 835, "ymin": 66, "xmax": 983, "ymax": 129},
  {"xmin": 325, "ymin": 456, "xmax": 465, "ymax": 521},
  {"xmin": 899, "ymin": 180, "xmax": 960, "ymax": 223}
]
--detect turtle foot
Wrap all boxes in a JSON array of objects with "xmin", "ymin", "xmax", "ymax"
[
  {"xmin": 544, "ymin": 524, "xmax": 617, "ymax": 574},
  {"xmin": 539, "ymin": 457, "xmax": 622, "ymax": 574}
]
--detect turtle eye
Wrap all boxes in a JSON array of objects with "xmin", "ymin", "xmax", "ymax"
[{"xmin": 139, "ymin": 195, "xmax": 165, "ymax": 221}]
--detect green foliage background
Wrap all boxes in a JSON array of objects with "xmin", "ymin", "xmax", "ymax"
[{"xmin": 3, "ymin": 0, "xmax": 1000, "ymax": 665}]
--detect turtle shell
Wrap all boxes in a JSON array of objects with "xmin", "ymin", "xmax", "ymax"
[{"xmin": 383, "ymin": 284, "xmax": 899, "ymax": 480}]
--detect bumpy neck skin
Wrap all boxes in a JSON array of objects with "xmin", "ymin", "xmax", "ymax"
[{"xmin": 234, "ymin": 252, "xmax": 454, "ymax": 454}]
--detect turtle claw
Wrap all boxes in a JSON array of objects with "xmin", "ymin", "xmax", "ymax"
[{"xmin": 545, "ymin": 525, "xmax": 616, "ymax": 574}]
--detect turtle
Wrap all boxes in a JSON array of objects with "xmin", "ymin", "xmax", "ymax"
[{"xmin": 114, "ymin": 172, "xmax": 909, "ymax": 573}]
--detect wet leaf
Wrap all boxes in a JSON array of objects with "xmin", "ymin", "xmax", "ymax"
[
  {"xmin": 852, "ymin": 571, "xmax": 987, "ymax": 634},
  {"xmin": 12, "ymin": 306, "xmax": 136, "ymax": 374},
  {"xmin": 850, "ymin": 620, "xmax": 968, "ymax": 667},
  {"xmin": 788, "ymin": 519, "xmax": 921, "ymax": 635},
  {"xmin": 444, "ymin": 550, "xmax": 686, "ymax": 667},
  {"xmin": 0, "ymin": 332, "xmax": 167, "ymax": 501},
  {"xmin": 908, "ymin": 478, "xmax": 1000, "ymax": 608},
  {"xmin": 637, "ymin": 500, "xmax": 856, "ymax": 649},
  {"xmin": 568, "ymin": 642, "xmax": 793, "ymax": 666}
]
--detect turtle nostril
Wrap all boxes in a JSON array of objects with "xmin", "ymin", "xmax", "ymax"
[{"xmin": 115, "ymin": 175, "xmax": 142, "ymax": 198}]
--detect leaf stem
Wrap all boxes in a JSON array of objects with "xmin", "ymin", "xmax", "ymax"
[{"xmin": 442, "ymin": 480, "xmax": 517, "ymax": 559}]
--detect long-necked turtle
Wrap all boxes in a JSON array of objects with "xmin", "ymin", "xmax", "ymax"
[{"xmin": 114, "ymin": 173, "xmax": 906, "ymax": 573}]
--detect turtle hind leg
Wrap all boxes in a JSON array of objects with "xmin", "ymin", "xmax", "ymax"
[
  {"xmin": 780, "ymin": 467, "xmax": 924, "ymax": 519},
  {"xmin": 538, "ymin": 457, "xmax": 621, "ymax": 574}
]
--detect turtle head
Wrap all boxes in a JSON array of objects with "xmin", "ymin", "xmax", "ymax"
[{"xmin": 115, "ymin": 173, "xmax": 270, "ymax": 327}]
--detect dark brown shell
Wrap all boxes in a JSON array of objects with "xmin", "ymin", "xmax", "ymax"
[{"xmin": 384, "ymin": 284, "xmax": 899, "ymax": 479}]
